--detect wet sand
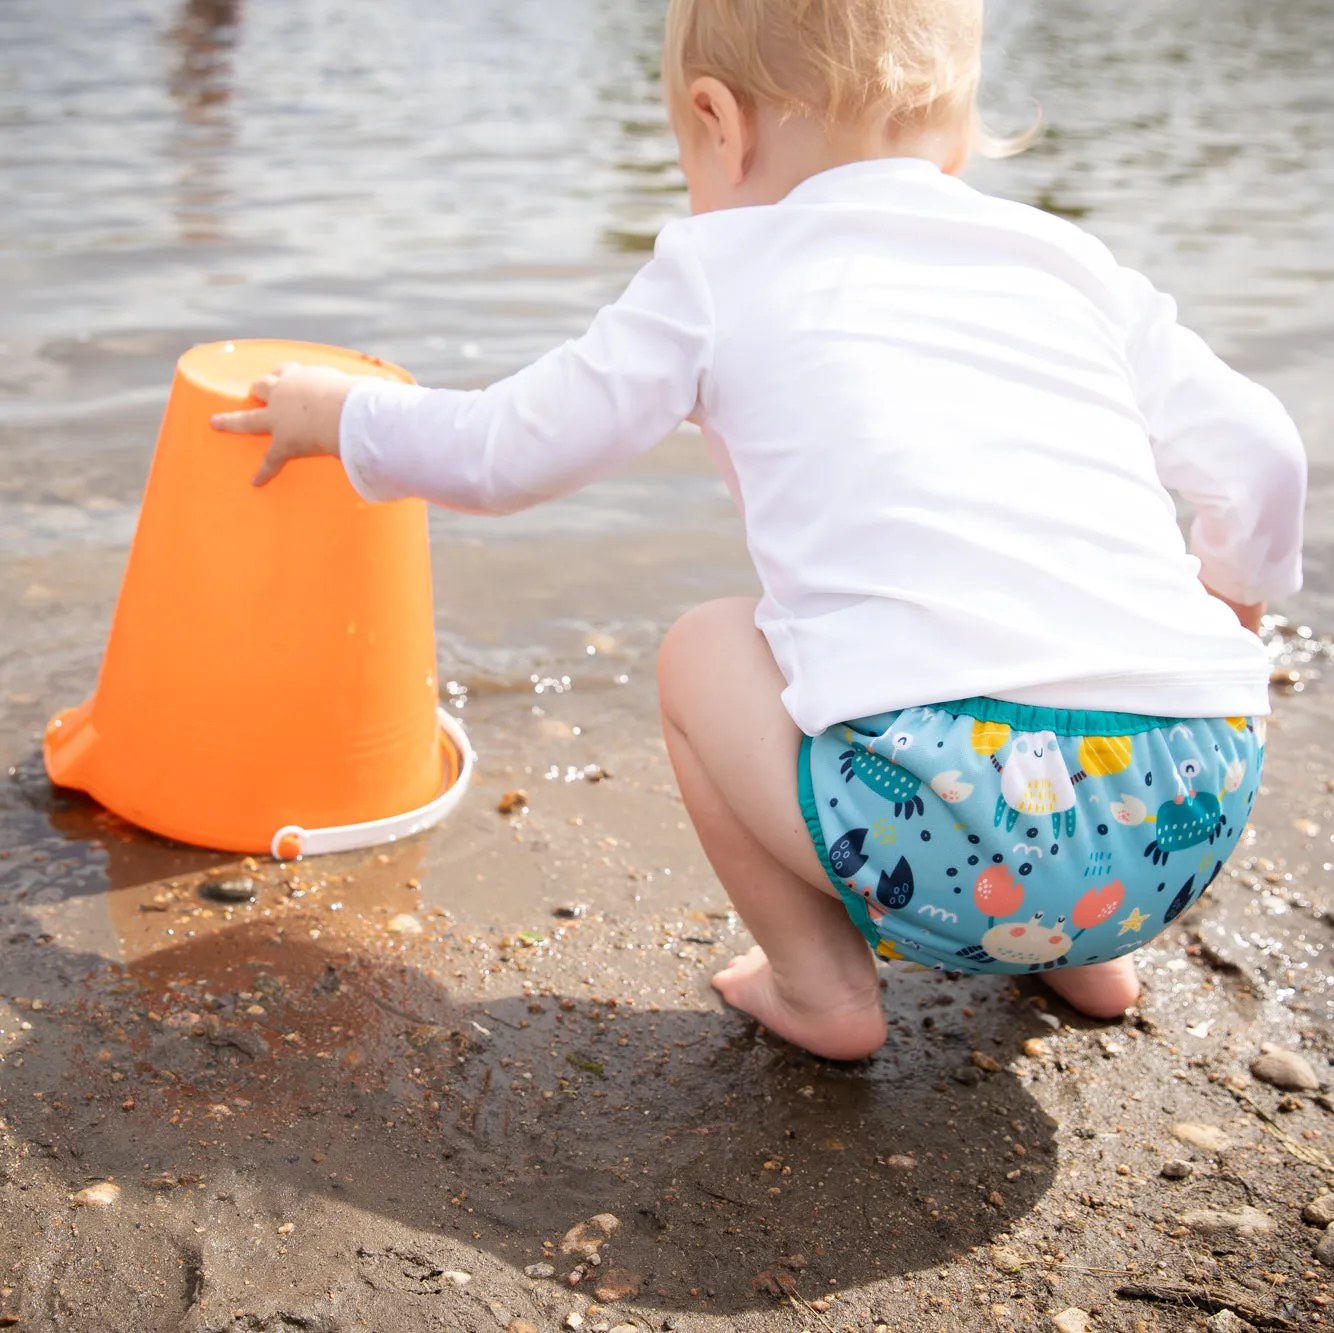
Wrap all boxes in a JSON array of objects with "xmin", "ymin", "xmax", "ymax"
[
  {"xmin": 4, "ymin": 1, "xmax": 1334, "ymax": 1328},
  {"xmin": 2, "ymin": 630, "xmax": 1334, "ymax": 1332}
]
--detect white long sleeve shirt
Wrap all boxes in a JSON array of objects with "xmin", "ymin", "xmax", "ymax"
[{"xmin": 341, "ymin": 158, "xmax": 1306, "ymax": 734}]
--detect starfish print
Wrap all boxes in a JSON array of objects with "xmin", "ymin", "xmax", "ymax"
[{"xmin": 1118, "ymin": 907, "xmax": 1151, "ymax": 935}]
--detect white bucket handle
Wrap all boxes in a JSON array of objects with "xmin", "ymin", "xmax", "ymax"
[{"xmin": 270, "ymin": 708, "xmax": 474, "ymax": 861}]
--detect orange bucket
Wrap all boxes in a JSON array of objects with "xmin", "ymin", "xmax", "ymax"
[{"xmin": 44, "ymin": 339, "xmax": 472, "ymax": 859}]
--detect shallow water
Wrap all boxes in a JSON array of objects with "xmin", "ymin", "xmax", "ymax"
[{"xmin": 1, "ymin": 0, "xmax": 1331, "ymax": 747}]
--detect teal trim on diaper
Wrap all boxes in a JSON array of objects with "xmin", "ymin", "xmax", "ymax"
[
  {"xmin": 798, "ymin": 733, "xmax": 881, "ymax": 948},
  {"xmin": 931, "ymin": 697, "xmax": 1181, "ymax": 737}
]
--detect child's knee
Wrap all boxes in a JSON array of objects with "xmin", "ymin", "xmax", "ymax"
[{"xmin": 658, "ymin": 597, "xmax": 756, "ymax": 696}]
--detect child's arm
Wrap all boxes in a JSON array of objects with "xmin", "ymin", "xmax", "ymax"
[
  {"xmin": 1119, "ymin": 268, "xmax": 1306, "ymax": 629},
  {"xmin": 213, "ymin": 223, "xmax": 713, "ymax": 505}
]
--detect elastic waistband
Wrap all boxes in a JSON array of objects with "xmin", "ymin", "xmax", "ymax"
[{"xmin": 929, "ymin": 697, "xmax": 1185, "ymax": 737}]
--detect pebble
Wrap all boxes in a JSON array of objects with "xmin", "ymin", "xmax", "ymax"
[
  {"xmin": 971, "ymin": 1050, "xmax": 1003, "ymax": 1073},
  {"xmin": 524, "ymin": 1262, "xmax": 556, "ymax": 1279},
  {"xmin": 1249, "ymin": 1045, "xmax": 1320, "ymax": 1092},
  {"xmin": 1035, "ymin": 1011, "xmax": 1061, "ymax": 1030},
  {"xmin": 610, "ymin": 1326, "xmax": 638, "ymax": 1333},
  {"xmin": 1206, "ymin": 1313, "xmax": 1256, "ymax": 1333},
  {"xmin": 561, "ymin": 1213, "xmax": 621, "ymax": 1259},
  {"xmin": 443, "ymin": 1271, "xmax": 472, "ymax": 1286},
  {"xmin": 1304, "ymin": 1195, "xmax": 1334, "ymax": 1227},
  {"xmin": 1317, "ymin": 1223, "xmax": 1334, "ymax": 1269},
  {"xmin": 1171, "ymin": 1122, "xmax": 1230, "ymax": 1152},
  {"xmin": 204, "ymin": 875, "xmax": 258, "ymax": 903},
  {"xmin": 1179, "ymin": 1206, "xmax": 1276, "ymax": 1239},
  {"xmin": 593, "ymin": 1269, "xmax": 641, "ymax": 1302},
  {"xmin": 565, "ymin": 1315, "xmax": 584, "ymax": 1331},
  {"xmin": 1022, "ymin": 1038, "xmax": 1048, "ymax": 1057},
  {"xmin": 990, "ymin": 1245, "xmax": 1026, "ymax": 1273},
  {"xmin": 71, "ymin": 1182, "xmax": 121, "ymax": 1208},
  {"xmin": 951, "ymin": 1065, "xmax": 983, "ymax": 1087},
  {"xmin": 1050, "ymin": 1309, "xmax": 1091, "ymax": 1333},
  {"xmin": 508, "ymin": 1322, "xmax": 539, "ymax": 1333},
  {"xmin": 882, "ymin": 1154, "xmax": 916, "ymax": 1170},
  {"xmin": 387, "ymin": 914, "xmax": 424, "ymax": 936},
  {"xmin": 1160, "ymin": 1160, "xmax": 1193, "ymax": 1180},
  {"xmin": 498, "ymin": 790, "xmax": 530, "ymax": 815},
  {"xmin": 553, "ymin": 904, "xmax": 588, "ymax": 919}
]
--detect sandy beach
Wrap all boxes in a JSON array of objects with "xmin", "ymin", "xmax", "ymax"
[{"xmin": 3, "ymin": 1, "xmax": 1333, "ymax": 1329}]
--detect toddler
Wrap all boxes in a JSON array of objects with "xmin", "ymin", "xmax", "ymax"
[{"xmin": 214, "ymin": 0, "xmax": 1306, "ymax": 1060}]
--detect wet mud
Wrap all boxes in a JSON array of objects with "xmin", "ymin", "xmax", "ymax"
[{"xmin": 3, "ymin": 658, "xmax": 1334, "ymax": 1333}]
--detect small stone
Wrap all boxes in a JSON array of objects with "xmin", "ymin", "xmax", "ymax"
[
  {"xmin": 498, "ymin": 790, "xmax": 530, "ymax": 815},
  {"xmin": 205, "ymin": 875, "xmax": 258, "ymax": 903},
  {"xmin": 1180, "ymin": 1206, "xmax": 1276, "ymax": 1239},
  {"xmin": 387, "ymin": 914, "xmax": 423, "ymax": 936},
  {"xmin": 553, "ymin": 903, "xmax": 588, "ymax": 919},
  {"xmin": 1050, "ymin": 1309, "xmax": 1091, "ymax": 1333},
  {"xmin": 71, "ymin": 1182, "xmax": 121, "ymax": 1208},
  {"xmin": 1250, "ymin": 1046, "xmax": 1320, "ymax": 1092},
  {"xmin": 525, "ymin": 1262, "xmax": 557, "ymax": 1279},
  {"xmin": 508, "ymin": 1322, "xmax": 540, "ymax": 1333},
  {"xmin": 1317, "ymin": 1223, "xmax": 1334, "ymax": 1268},
  {"xmin": 443, "ymin": 1271, "xmax": 472, "ymax": 1286},
  {"xmin": 1035, "ymin": 1011, "xmax": 1061, "ymax": 1030},
  {"xmin": 1304, "ymin": 1195, "xmax": 1334, "ymax": 1227},
  {"xmin": 1278, "ymin": 1095, "xmax": 1304, "ymax": 1112},
  {"xmin": 565, "ymin": 1315, "xmax": 584, "ymax": 1331},
  {"xmin": 594, "ymin": 1269, "xmax": 642, "ymax": 1302},
  {"xmin": 882, "ymin": 1154, "xmax": 916, "ymax": 1170},
  {"xmin": 276, "ymin": 1222, "xmax": 294, "ymax": 1235},
  {"xmin": 1171, "ymin": 1122, "xmax": 1230, "ymax": 1152},
  {"xmin": 560, "ymin": 1213, "xmax": 621, "ymax": 1259},
  {"xmin": 609, "ymin": 1326, "xmax": 638, "ymax": 1333},
  {"xmin": 971, "ymin": 1050, "xmax": 1003, "ymax": 1073},
  {"xmin": 990, "ymin": 1245, "xmax": 1025, "ymax": 1273},
  {"xmin": 1022, "ymin": 1038, "xmax": 1048, "ymax": 1057},
  {"xmin": 752, "ymin": 1270, "xmax": 798, "ymax": 1297},
  {"xmin": 951, "ymin": 1065, "xmax": 982, "ymax": 1087},
  {"xmin": 1161, "ymin": 1160, "xmax": 1193, "ymax": 1180},
  {"xmin": 1206, "ymin": 1312, "xmax": 1256, "ymax": 1333}
]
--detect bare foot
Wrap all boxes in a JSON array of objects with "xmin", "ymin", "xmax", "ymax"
[
  {"xmin": 1041, "ymin": 956, "xmax": 1140, "ymax": 1019},
  {"xmin": 711, "ymin": 945, "xmax": 888, "ymax": 1060}
]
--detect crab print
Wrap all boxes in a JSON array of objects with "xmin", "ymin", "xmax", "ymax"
[
  {"xmin": 840, "ymin": 728, "xmax": 925, "ymax": 818},
  {"xmin": 1111, "ymin": 757, "xmax": 1227, "ymax": 865},
  {"xmin": 958, "ymin": 912, "xmax": 1072, "ymax": 971}
]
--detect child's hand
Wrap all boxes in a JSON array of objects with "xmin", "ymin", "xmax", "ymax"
[
  {"xmin": 1204, "ymin": 584, "xmax": 1266, "ymax": 635},
  {"xmin": 211, "ymin": 362, "xmax": 355, "ymax": 486}
]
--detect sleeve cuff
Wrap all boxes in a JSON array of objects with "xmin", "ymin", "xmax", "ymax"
[{"xmin": 339, "ymin": 377, "xmax": 431, "ymax": 504}]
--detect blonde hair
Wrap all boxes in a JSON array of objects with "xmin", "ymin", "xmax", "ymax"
[{"xmin": 663, "ymin": 0, "xmax": 1033, "ymax": 157}]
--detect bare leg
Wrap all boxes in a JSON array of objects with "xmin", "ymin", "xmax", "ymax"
[
  {"xmin": 658, "ymin": 599, "xmax": 887, "ymax": 1060},
  {"xmin": 1042, "ymin": 956, "xmax": 1140, "ymax": 1018}
]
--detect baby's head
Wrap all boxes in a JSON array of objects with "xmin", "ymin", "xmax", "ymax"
[{"xmin": 663, "ymin": 0, "xmax": 1011, "ymax": 212}]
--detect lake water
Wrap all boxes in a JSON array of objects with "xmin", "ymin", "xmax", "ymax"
[{"xmin": 2, "ymin": 0, "xmax": 1331, "ymax": 743}]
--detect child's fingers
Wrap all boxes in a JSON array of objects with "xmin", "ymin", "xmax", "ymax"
[
  {"xmin": 211, "ymin": 406, "xmax": 272, "ymax": 435},
  {"xmin": 251, "ymin": 446, "xmax": 289, "ymax": 488}
]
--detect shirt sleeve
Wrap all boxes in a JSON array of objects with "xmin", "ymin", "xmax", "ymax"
[
  {"xmin": 1118, "ymin": 266, "xmax": 1306, "ymax": 605},
  {"xmin": 340, "ymin": 221, "xmax": 714, "ymax": 515}
]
